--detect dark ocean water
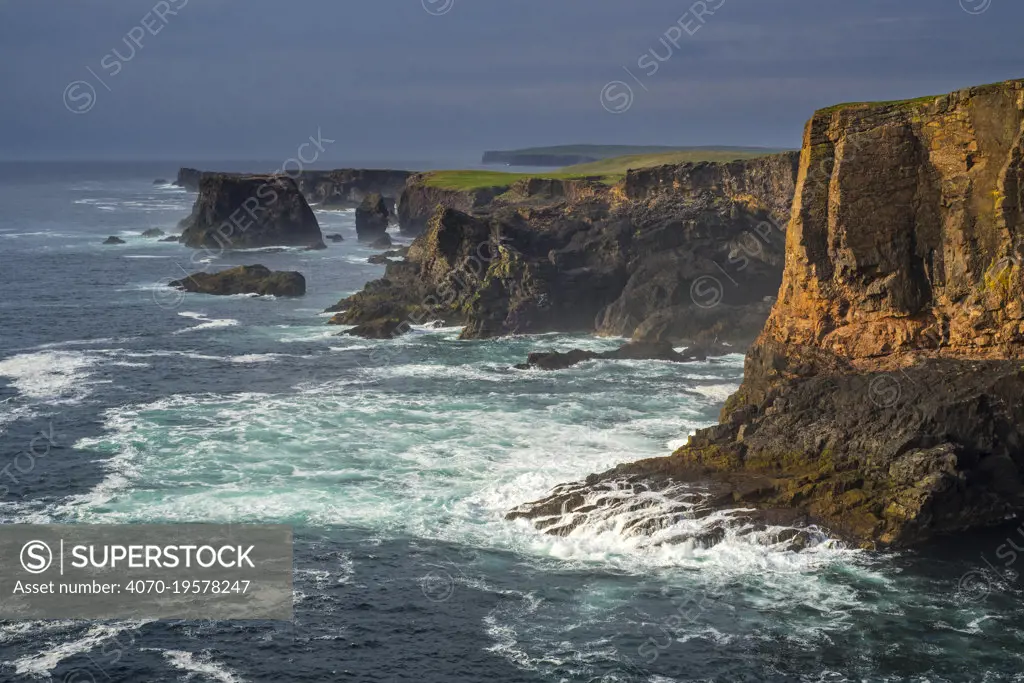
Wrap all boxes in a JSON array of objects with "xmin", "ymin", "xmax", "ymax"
[{"xmin": 0, "ymin": 162, "xmax": 1022, "ymax": 682}]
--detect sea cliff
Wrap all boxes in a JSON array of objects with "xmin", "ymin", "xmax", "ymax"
[
  {"xmin": 510, "ymin": 79, "xmax": 1024, "ymax": 548},
  {"xmin": 329, "ymin": 153, "xmax": 799, "ymax": 343}
]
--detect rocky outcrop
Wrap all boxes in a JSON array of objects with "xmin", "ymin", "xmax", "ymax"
[
  {"xmin": 397, "ymin": 177, "xmax": 505, "ymax": 237},
  {"xmin": 159, "ymin": 235, "xmax": 181, "ymax": 243},
  {"xmin": 294, "ymin": 169, "xmax": 411, "ymax": 210},
  {"xmin": 180, "ymin": 174, "xmax": 325, "ymax": 251},
  {"xmin": 174, "ymin": 168, "xmax": 202, "ymax": 191},
  {"xmin": 355, "ymin": 194, "xmax": 390, "ymax": 243},
  {"xmin": 102, "ymin": 236, "xmax": 125, "ymax": 245},
  {"xmin": 340, "ymin": 157, "xmax": 798, "ymax": 344},
  {"xmin": 169, "ymin": 264, "xmax": 305, "ymax": 297},
  {"xmin": 514, "ymin": 340, "xmax": 719, "ymax": 370},
  {"xmin": 511, "ymin": 78, "xmax": 1024, "ymax": 549},
  {"xmin": 140, "ymin": 228, "xmax": 165, "ymax": 238}
]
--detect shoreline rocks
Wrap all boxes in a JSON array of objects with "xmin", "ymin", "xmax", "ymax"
[
  {"xmin": 179, "ymin": 174, "xmax": 325, "ymax": 251},
  {"xmin": 102, "ymin": 236, "xmax": 125, "ymax": 245},
  {"xmin": 169, "ymin": 264, "xmax": 305, "ymax": 297},
  {"xmin": 140, "ymin": 228, "xmax": 165, "ymax": 238}
]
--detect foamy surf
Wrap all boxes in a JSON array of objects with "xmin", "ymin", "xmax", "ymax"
[{"xmin": 0, "ymin": 351, "xmax": 100, "ymax": 402}]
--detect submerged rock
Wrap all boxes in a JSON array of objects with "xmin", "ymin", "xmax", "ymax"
[
  {"xmin": 179, "ymin": 174, "xmax": 325, "ymax": 251},
  {"xmin": 159, "ymin": 235, "xmax": 181, "ymax": 243},
  {"xmin": 325, "ymin": 233, "xmax": 345, "ymax": 243},
  {"xmin": 341, "ymin": 317, "xmax": 408, "ymax": 339},
  {"xmin": 355, "ymin": 193, "xmax": 390, "ymax": 243},
  {"xmin": 140, "ymin": 228, "xmax": 165, "ymax": 238},
  {"xmin": 169, "ymin": 264, "xmax": 305, "ymax": 297},
  {"xmin": 368, "ymin": 234, "xmax": 393, "ymax": 249},
  {"xmin": 102, "ymin": 236, "xmax": 125, "ymax": 245}
]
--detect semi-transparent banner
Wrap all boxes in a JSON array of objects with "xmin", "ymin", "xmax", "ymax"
[{"xmin": 0, "ymin": 524, "xmax": 292, "ymax": 620}]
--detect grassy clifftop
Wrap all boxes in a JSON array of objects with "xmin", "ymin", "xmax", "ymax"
[{"xmin": 429, "ymin": 147, "xmax": 790, "ymax": 190}]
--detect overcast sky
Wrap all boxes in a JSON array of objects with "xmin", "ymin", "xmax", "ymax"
[{"xmin": 0, "ymin": 0, "xmax": 1020, "ymax": 163}]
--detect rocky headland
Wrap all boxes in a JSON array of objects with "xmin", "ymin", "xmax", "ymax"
[
  {"xmin": 510, "ymin": 78, "xmax": 1024, "ymax": 549},
  {"xmin": 179, "ymin": 174, "xmax": 325, "ymax": 250},
  {"xmin": 169, "ymin": 264, "xmax": 306, "ymax": 297},
  {"xmin": 329, "ymin": 153, "xmax": 799, "ymax": 342},
  {"xmin": 173, "ymin": 167, "xmax": 202, "ymax": 191}
]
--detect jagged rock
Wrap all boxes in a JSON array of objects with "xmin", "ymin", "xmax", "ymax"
[
  {"xmin": 513, "ymin": 78, "xmax": 1024, "ymax": 549},
  {"xmin": 169, "ymin": 264, "xmax": 305, "ymax": 297},
  {"xmin": 329, "ymin": 155, "xmax": 798, "ymax": 344},
  {"xmin": 159, "ymin": 235, "xmax": 181, "ymax": 243},
  {"xmin": 514, "ymin": 340, "xmax": 717, "ymax": 370},
  {"xmin": 355, "ymin": 193, "xmax": 390, "ymax": 243},
  {"xmin": 102, "ymin": 236, "xmax": 125, "ymax": 245},
  {"xmin": 179, "ymin": 174, "xmax": 325, "ymax": 251},
  {"xmin": 140, "ymin": 228, "xmax": 165, "ymax": 238},
  {"xmin": 325, "ymin": 233, "xmax": 344, "ymax": 242}
]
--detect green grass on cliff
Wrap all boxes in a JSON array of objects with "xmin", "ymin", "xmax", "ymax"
[
  {"xmin": 559, "ymin": 149, "xmax": 787, "ymax": 175},
  {"xmin": 421, "ymin": 170, "xmax": 617, "ymax": 190},
  {"xmin": 424, "ymin": 148, "xmax": 788, "ymax": 190}
]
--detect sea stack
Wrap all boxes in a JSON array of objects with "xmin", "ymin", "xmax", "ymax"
[
  {"xmin": 179, "ymin": 174, "xmax": 325, "ymax": 251},
  {"xmin": 355, "ymin": 193, "xmax": 390, "ymax": 243}
]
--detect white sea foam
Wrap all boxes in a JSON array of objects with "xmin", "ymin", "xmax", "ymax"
[
  {"xmin": 0, "ymin": 351, "xmax": 99, "ymax": 402},
  {"xmin": 158, "ymin": 649, "xmax": 246, "ymax": 682},
  {"xmin": 10, "ymin": 621, "xmax": 150, "ymax": 678},
  {"xmin": 173, "ymin": 311, "xmax": 240, "ymax": 334}
]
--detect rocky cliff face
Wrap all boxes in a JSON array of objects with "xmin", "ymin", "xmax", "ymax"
[
  {"xmin": 761, "ymin": 80, "xmax": 1024, "ymax": 366},
  {"xmin": 174, "ymin": 167, "xmax": 202, "ymax": 191},
  {"xmin": 510, "ymin": 79, "xmax": 1024, "ymax": 549},
  {"xmin": 295, "ymin": 169, "xmax": 411, "ymax": 209},
  {"xmin": 397, "ymin": 176, "xmax": 505, "ymax": 237},
  {"xmin": 180, "ymin": 174, "xmax": 325, "ymax": 250},
  {"xmin": 625, "ymin": 152, "xmax": 799, "ymax": 227},
  {"xmin": 331, "ymin": 154, "xmax": 798, "ymax": 342}
]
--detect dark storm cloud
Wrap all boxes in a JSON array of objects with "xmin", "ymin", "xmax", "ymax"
[{"xmin": 0, "ymin": 0, "xmax": 1020, "ymax": 161}]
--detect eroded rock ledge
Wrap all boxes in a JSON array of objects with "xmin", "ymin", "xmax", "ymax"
[{"xmin": 511, "ymin": 78, "xmax": 1024, "ymax": 548}]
